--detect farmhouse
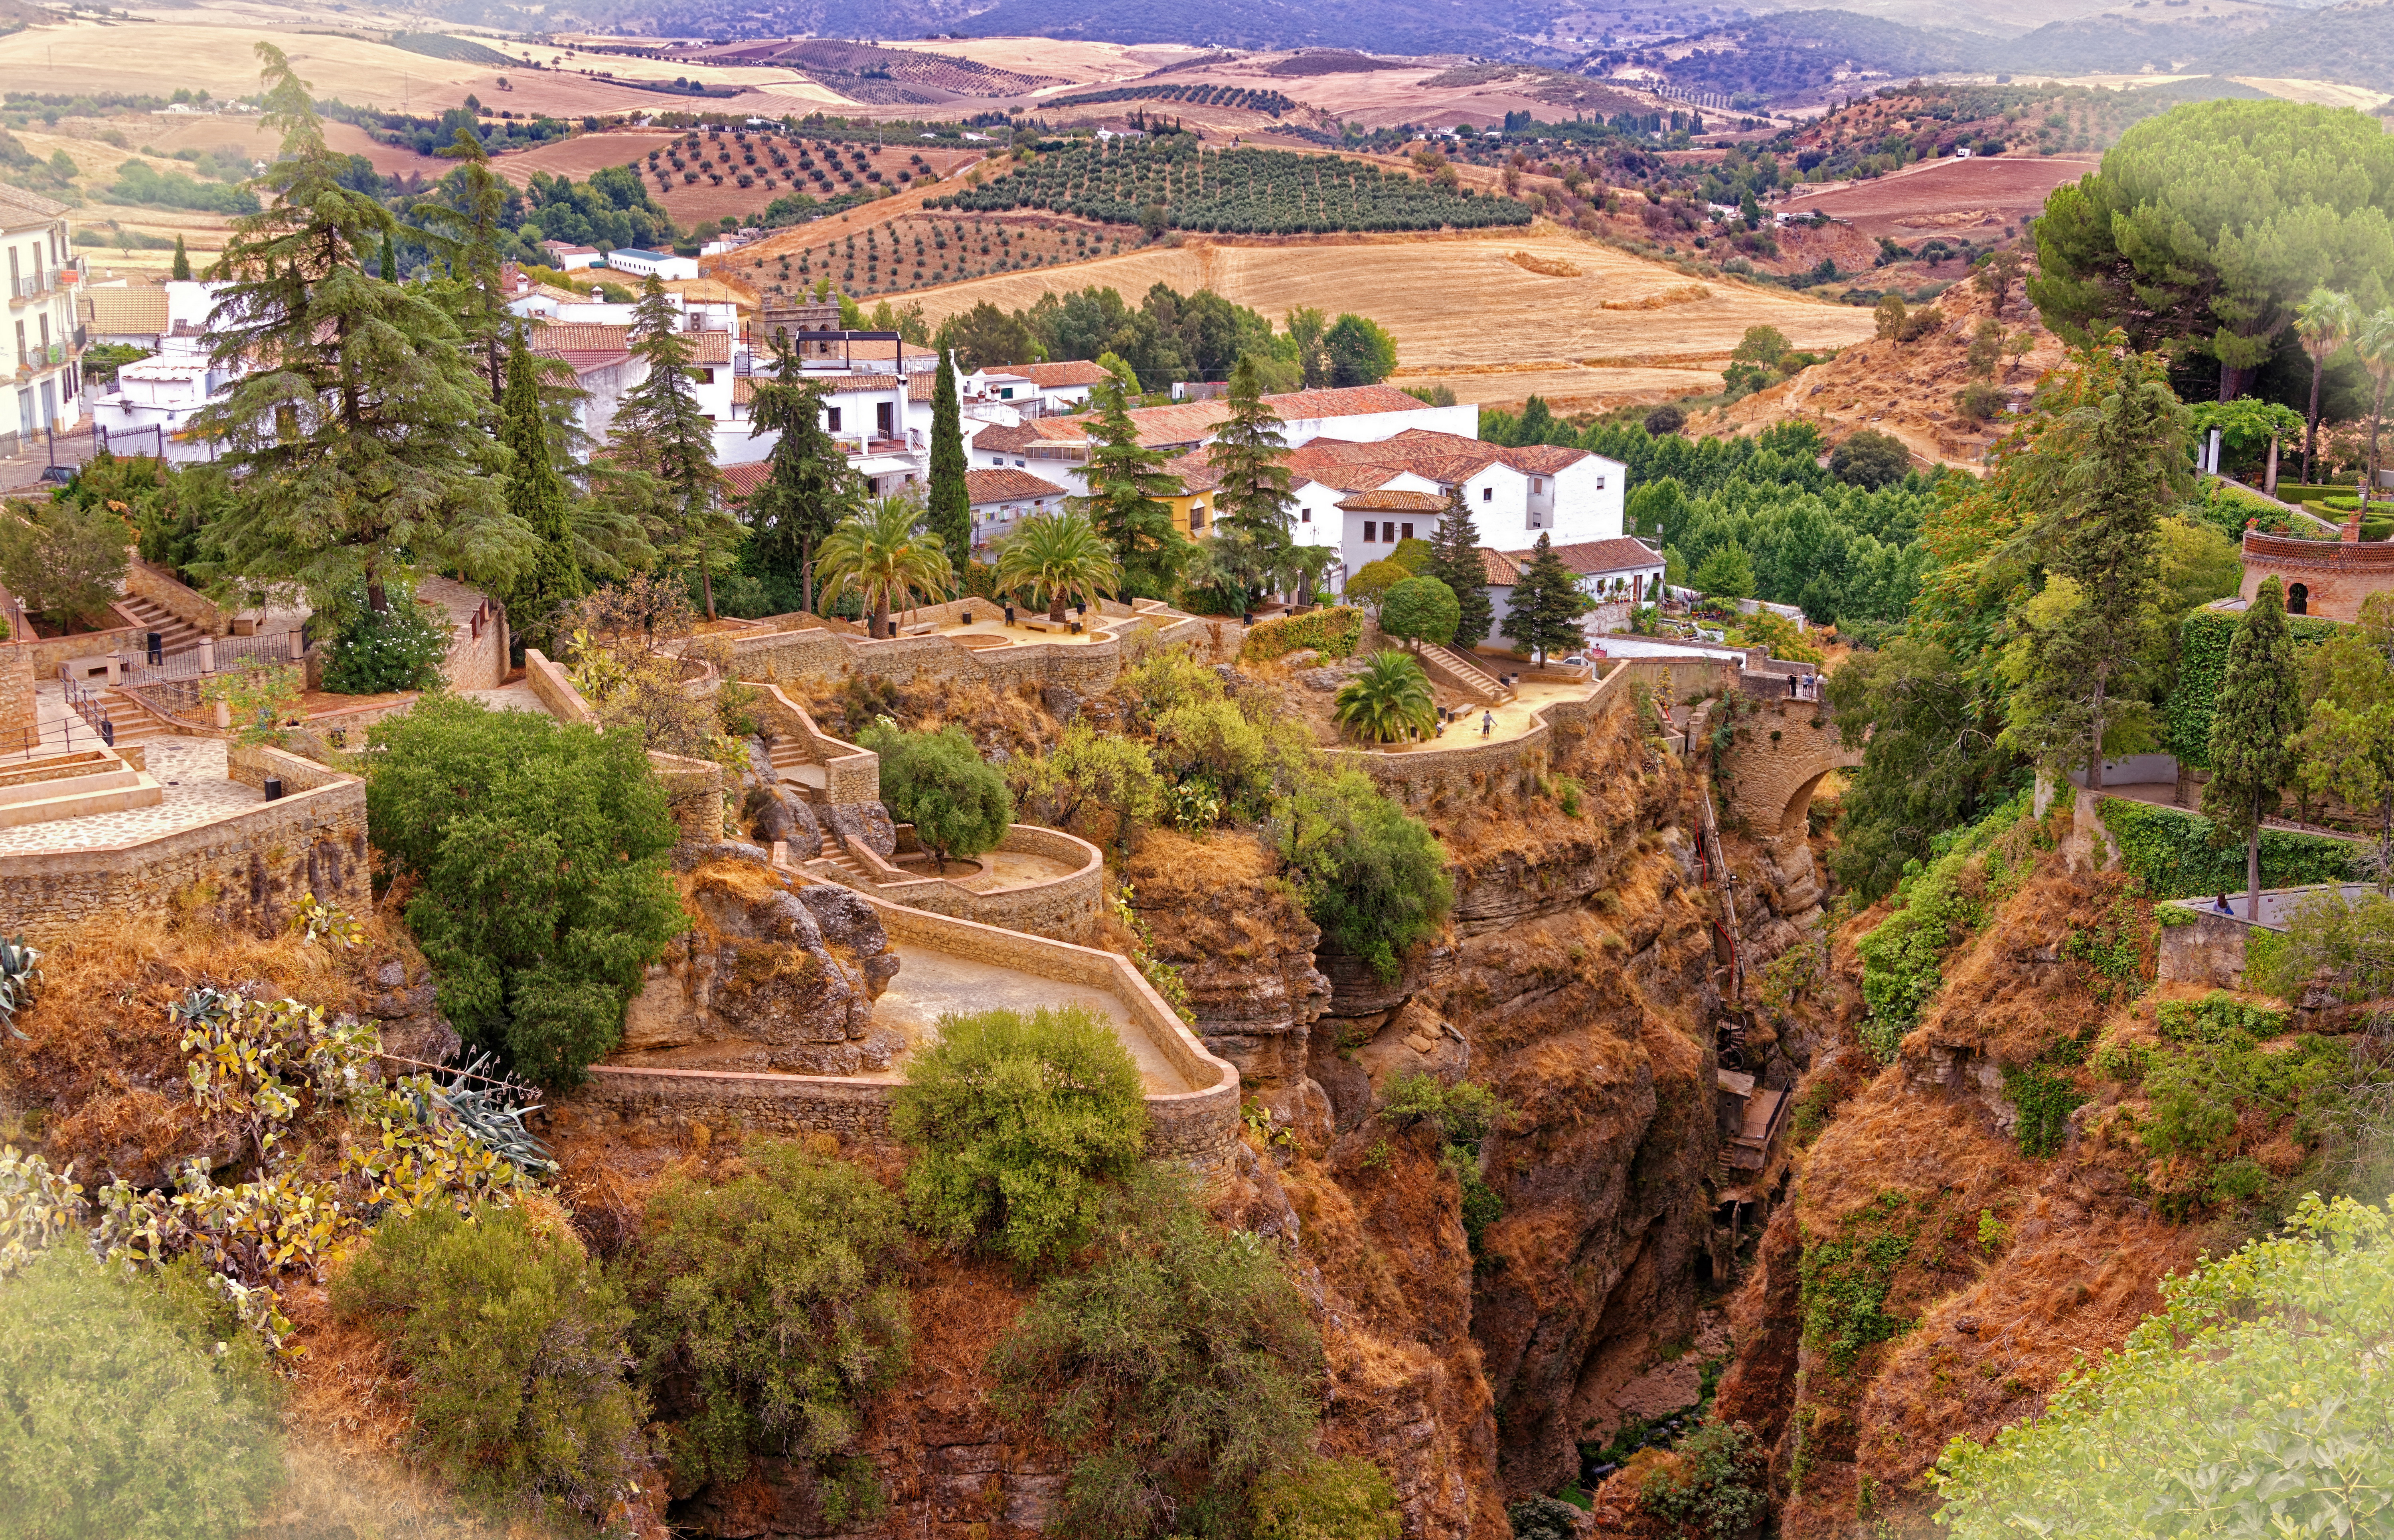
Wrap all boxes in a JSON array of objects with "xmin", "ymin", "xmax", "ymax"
[
  {"xmin": 1482, "ymin": 537, "xmax": 1667, "ymax": 637},
  {"xmin": 604, "ymin": 247, "xmax": 701, "ymax": 281}
]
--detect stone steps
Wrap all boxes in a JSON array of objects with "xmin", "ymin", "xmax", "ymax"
[
  {"xmin": 111, "ymin": 591, "xmax": 205, "ymax": 658},
  {"xmin": 817, "ymin": 831, "xmax": 869, "ymax": 882},
  {"xmin": 1431, "ymin": 643, "xmax": 1516, "ymax": 704},
  {"xmin": 95, "ymin": 688, "xmax": 179, "ymax": 747}
]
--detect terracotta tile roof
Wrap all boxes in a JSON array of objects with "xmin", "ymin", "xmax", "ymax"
[
  {"xmin": 1284, "ymin": 428, "xmax": 1595, "ymax": 492},
  {"xmin": 999, "ymin": 360, "xmax": 1111, "ymax": 388},
  {"xmin": 966, "ymin": 468, "xmax": 1070, "ymax": 504},
  {"xmin": 805, "ymin": 372, "xmax": 921, "ymax": 393},
  {"xmin": 733, "ymin": 376, "xmax": 757, "ymax": 405},
  {"xmin": 974, "ymin": 419, "xmax": 1088, "ymax": 453},
  {"xmin": 718, "ymin": 462, "xmax": 772, "ymax": 503},
  {"xmin": 1501, "ymin": 443, "xmax": 1589, "ymax": 473},
  {"xmin": 1160, "ymin": 449, "xmax": 1225, "ymax": 493},
  {"xmin": 1497, "ymin": 537, "xmax": 1664, "ymax": 577},
  {"xmin": 1334, "ymin": 489, "xmax": 1448, "ymax": 513},
  {"xmin": 0, "ymin": 185, "xmax": 68, "ymax": 225},
  {"xmin": 81, "ymin": 285, "xmax": 170, "ymax": 338},
  {"xmin": 1020, "ymin": 382, "xmax": 1449, "ymax": 454},
  {"xmin": 684, "ymin": 329, "xmax": 734, "ymax": 364},
  {"xmin": 1268, "ymin": 383, "xmax": 1452, "ymax": 420},
  {"xmin": 531, "ymin": 322, "xmax": 631, "ymax": 353},
  {"xmin": 1479, "ymin": 547, "xmax": 1523, "ymax": 585}
]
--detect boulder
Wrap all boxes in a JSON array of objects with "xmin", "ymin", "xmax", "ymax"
[
  {"xmin": 822, "ymin": 800, "xmax": 897, "ymax": 858},
  {"xmin": 743, "ymin": 784, "xmax": 820, "ymax": 851}
]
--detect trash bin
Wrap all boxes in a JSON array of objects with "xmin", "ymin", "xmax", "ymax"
[
  {"xmin": 263, "ymin": 776, "xmax": 284, "ymax": 801},
  {"xmin": 146, "ymin": 631, "xmax": 162, "ymax": 665}
]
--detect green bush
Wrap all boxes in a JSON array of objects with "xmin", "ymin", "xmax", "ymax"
[
  {"xmin": 2095, "ymin": 796, "xmax": 2357, "ymax": 900},
  {"xmin": 622, "ymin": 1142, "xmax": 911, "ymax": 1511},
  {"xmin": 991, "ymin": 1167, "xmax": 1325, "ymax": 1540},
  {"xmin": 1637, "ymin": 1422, "xmax": 1769, "ymax": 1539},
  {"xmin": 0, "ymin": 1248, "xmax": 284, "ymax": 1540},
  {"xmin": 331, "ymin": 1202, "xmax": 644, "ymax": 1520},
  {"xmin": 1240, "ymin": 605, "xmax": 1364, "ymax": 662},
  {"xmin": 1381, "ymin": 1072, "xmax": 1514, "ymax": 1254},
  {"xmin": 859, "ymin": 723, "xmax": 1014, "ymax": 869},
  {"xmin": 1378, "ymin": 575, "xmax": 1461, "ymax": 648},
  {"xmin": 1855, "ymin": 794, "xmax": 2031, "ymax": 1058},
  {"xmin": 0, "ymin": 494, "xmax": 130, "ymax": 631},
  {"xmin": 2248, "ymin": 889, "xmax": 2394, "ymax": 1005},
  {"xmin": 891, "ymin": 1005, "xmax": 1148, "ymax": 1273},
  {"xmin": 317, "ymin": 576, "xmax": 454, "ymax": 695},
  {"xmin": 2166, "ymin": 607, "xmax": 2343, "ymax": 768},
  {"xmin": 1829, "ymin": 428, "xmax": 1912, "ymax": 490},
  {"xmin": 1933, "ymin": 1194, "xmax": 2394, "ymax": 1538},
  {"xmin": 1251, "ymin": 1457, "xmax": 1401, "ymax": 1540},
  {"xmin": 1272, "ymin": 768, "xmax": 1454, "ymax": 983},
  {"xmin": 365, "ymin": 695, "xmax": 687, "ymax": 1087}
]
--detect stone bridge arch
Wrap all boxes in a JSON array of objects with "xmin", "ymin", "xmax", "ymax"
[{"xmin": 1722, "ymin": 693, "xmax": 1865, "ymax": 840}]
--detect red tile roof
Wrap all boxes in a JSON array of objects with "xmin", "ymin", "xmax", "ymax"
[
  {"xmin": 1478, "ymin": 547, "xmax": 1523, "ymax": 585},
  {"xmin": 988, "ymin": 360, "xmax": 1110, "ymax": 388},
  {"xmin": 684, "ymin": 329, "xmax": 734, "ymax": 364},
  {"xmin": 718, "ymin": 462, "xmax": 772, "ymax": 503},
  {"xmin": 1334, "ymin": 489, "xmax": 1448, "ymax": 513},
  {"xmin": 1019, "ymin": 383, "xmax": 1454, "ymax": 454},
  {"xmin": 966, "ymin": 468, "xmax": 1070, "ymax": 504},
  {"xmin": 1160, "ymin": 449, "xmax": 1225, "ymax": 493},
  {"xmin": 1494, "ymin": 537, "xmax": 1664, "ymax": 578},
  {"xmin": 531, "ymin": 322, "xmax": 631, "ymax": 353},
  {"xmin": 1285, "ymin": 428, "xmax": 1595, "ymax": 493}
]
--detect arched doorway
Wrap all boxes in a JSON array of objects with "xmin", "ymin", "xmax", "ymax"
[{"xmin": 2289, "ymin": 582, "xmax": 2309, "ymax": 615}]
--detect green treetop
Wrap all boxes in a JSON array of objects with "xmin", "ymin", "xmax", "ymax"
[
  {"xmin": 415, "ymin": 126, "xmax": 514, "ymax": 402},
  {"xmin": 498, "ymin": 334, "xmax": 585, "ymax": 652},
  {"xmin": 1692, "ymin": 542, "xmax": 1756, "ymax": 600},
  {"xmin": 193, "ymin": 42, "xmax": 523, "ymax": 616},
  {"xmin": 2294, "ymin": 592, "xmax": 2394, "ymax": 890},
  {"xmin": 927, "ymin": 346, "xmax": 970, "ymax": 573},
  {"xmin": 2029, "ymin": 99, "xmax": 2394, "ymax": 401},
  {"xmin": 1211, "ymin": 353, "xmax": 1294, "ymax": 543},
  {"xmin": 1423, "ymin": 484, "xmax": 1495, "ymax": 649},
  {"xmin": 2296, "ymin": 288, "xmax": 2360, "ymax": 487},
  {"xmin": 611, "ymin": 276, "xmax": 735, "ymax": 618},
  {"xmin": 2200, "ymin": 575, "xmax": 2303, "ymax": 919},
  {"xmin": 1503, "ymin": 533, "xmax": 1591, "ymax": 664},
  {"xmin": 744, "ymin": 335, "xmax": 863, "ymax": 616},
  {"xmin": 1071, "ymin": 375, "xmax": 1186, "ymax": 596},
  {"xmin": 170, "ymin": 232, "xmax": 190, "ymax": 280}
]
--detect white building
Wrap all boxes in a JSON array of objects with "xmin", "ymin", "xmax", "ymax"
[
  {"xmin": 538, "ymin": 241, "xmax": 604, "ymax": 270},
  {"xmin": 2, "ymin": 187, "xmax": 87, "ymax": 457},
  {"xmin": 963, "ymin": 359, "xmax": 1113, "ymax": 416},
  {"xmin": 1284, "ymin": 430, "xmax": 1624, "ymax": 585},
  {"xmin": 604, "ymin": 247, "xmax": 701, "ymax": 281},
  {"xmin": 84, "ymin": 280, "xmax": 229, "ymax": 463},
  {"xmin": 1481, "ymin": 537, "xmax": 1667, "ymax": 638},
  {"xmin": 965, "ymin": 467, "xmax": 1070, "ymax": 555}
]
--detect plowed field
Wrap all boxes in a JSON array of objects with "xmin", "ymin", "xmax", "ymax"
[{"xmin": 1779, "ymin": 155, "xmax": 2097, "ymax": 241}]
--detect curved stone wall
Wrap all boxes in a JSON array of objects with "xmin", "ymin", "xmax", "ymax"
[{"xmin": 822, "ymin": 822, "xmax": 1105, "ymax": 942}]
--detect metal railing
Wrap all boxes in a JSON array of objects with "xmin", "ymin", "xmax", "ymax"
[
  {"xmin": 119, "ymin": 629, "xmax": 306, "ymax": 687},
  {"xmin": 122, "ymin": 677, "xmax": 201, "ymax": 723},
  {"xmin": 10, "ymin": 272, "xmax": 53, "ymax": 302},
  {"xmin": 61, "ymin": 677, "xmax": 116, "ymax": 748}
]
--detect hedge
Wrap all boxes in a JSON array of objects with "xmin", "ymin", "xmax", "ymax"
[
  {"xmin": 2165, "ymin": 608, "xmax": 2343, "ymax": 769},
  {"xmin": 2096, "ymin": 796, "xmax": 2358, "ymax": 899},
  {"xmin": 1240, "ymin": 606, "xmax": 1364, "ymax": 663}
]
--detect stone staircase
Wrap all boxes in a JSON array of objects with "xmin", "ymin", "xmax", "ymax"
[
  {"xmin": 1429, "ymin": 644, "xmax": 1517, "ymax": 705},
  {"xmin": 815, "ymin": 831, "xmax": 871, "ymax": 883},
  {"xmin": 768, "ymin": 736, "xmax": 831, "ymax": 799},
  {"xmin": 95, "ymin": 687, "xmax": 180, "ymax": 748},
  {"xmin": 111, "ymin": 591, "xmax": 206, "ymax": 659}
]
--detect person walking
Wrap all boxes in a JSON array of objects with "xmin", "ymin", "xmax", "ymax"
[{"xmin": 1482, "ymin": 710, "xmax": 1494, "ymax": 737}]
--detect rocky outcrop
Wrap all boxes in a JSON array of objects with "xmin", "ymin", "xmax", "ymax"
[
  {"xmin": 615, "ymin": 865, "xmax": 902, "ymax": 1074},
  {"xmin": 823, "ymin": 801, "xmax": 898, "ymax": 859},
  {"xmin": 743, "ymin": 784, "xmax": 822, "ymax": 851}
]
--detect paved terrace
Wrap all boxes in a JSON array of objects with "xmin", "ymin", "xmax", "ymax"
[
  {"xmin": 862, "ymin": 941, "xmax": 1197, "ymax": 1095},
  {"xmin": 1380, "ymin": 671, "xmax": 1596, "ymax": 752},
  {"xmin": 0, "ymin": 738, "xmax": 256, "ymax": 853}
]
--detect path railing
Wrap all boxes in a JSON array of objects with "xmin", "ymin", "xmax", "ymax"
[{"xmin": 60, "ymin": 677, "xmax": 115, "ymax": 748}]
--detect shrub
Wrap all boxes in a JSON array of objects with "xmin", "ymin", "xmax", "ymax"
[
  {"xmin": 1272, "ymin": 767, "xmax": 1454, "ymax": 983},
  {"xmin": 1387, "ymin": 535, "xmax": 1434, "ymax": 574},
  {"xmin": 991, "ymin": 1167, "xmax": 1324, "ymax": 1540},
  {"xmin": 1381, "ymin": 1071, "xmax": 1513, "ymax": 1252},
  {"xmin": 331, "ymin": 1202, "xmax": 644, "ymax": 1519},
  {"xmin": 365, "ymin": 695, "xmax": 687, "ymax": 1086},
  {"xmin": 0, "ymin": 1249, "xmax": 284, "ymax": 1540},
  {"xmin": 317, "ymin": 576, "xmax": 454, "ymax": 694},
  {"xmin": 859, "ymin": 723, "xmax": 1013, "ymax": 869},
  {"xmin": 1240, "ymin": 605, "xmax": 1363, "ymax": 662},
  {"xmin": 2095, "ymin": 797, "xmax": 2355, "ymax": 902},
  {"xmin": 1378, "ymin": 575, "xmax": 1461, "ymax": 648},
  {"xmin": 622, "ymin": 1143, "xmax": 911, "ymax": 1510},
  {"xmin": 891, "ymin": 1005, "xmax": 1148, "ymax": 1273},
  {"xmin": 1645, "ymin": 403, "xmax": 1687, "ymax": 436},
  {"xmin": 1829, "ymin": 428, "xmax": 1912, "ymax": 491},
  {"xmin": 1637, "ymin": 1422, "xmax": 1769, "ymax": 1539},
  {"xmin": 1009, "ymin": 721, "xmax": 1165, "ymax": 852},
  {"xmin": 1343, "ymin": 557, "xmax": 1412, "ymax": 608},
  {"xmin": 1151, "ymin": 696, "xmax": 1283, "ymax": 818},
  {"xmin": 1333, "ymin": 650, "xmax": 1437, "ymax": 744},
  {"xmin": 1691, "ymin": 542, "xmax": 1756, "ymax": 600},
  {"xmin": 1953, "ymin": 380, "xmax": 2005, "ymax": 424},
  {"xmin": 0, "ymin": 495, "xmax": 128, "ymax": 630},
  {"xmin": 1251, "ymin": 1457, "xmax": 1401, "ymax": 1540}
]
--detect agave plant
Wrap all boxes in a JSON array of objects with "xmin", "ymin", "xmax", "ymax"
[
  {"xmin": 1334, "ymin": 650, "xmax": 1438, "ymax": 744},
  {"xmin": 0, "ymin": 936, "xmax": 41, "ymax": 1042}
]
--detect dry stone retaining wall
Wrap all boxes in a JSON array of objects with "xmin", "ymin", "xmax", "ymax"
[{"xmin": 816, "ymin": 822, "xmax": 1105, "ymax": 942}]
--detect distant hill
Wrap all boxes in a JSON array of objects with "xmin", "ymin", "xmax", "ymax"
[{"xmin": 2195, "ymin": 0, "xmax": 2394, "ymax": 89}]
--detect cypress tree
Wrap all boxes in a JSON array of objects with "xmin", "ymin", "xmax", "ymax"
[
  {"xmin": 1071, "ymin": 375, "xmax": 1184, "ymax": 596},
  {"xmin": 2202, "ymin": 575, "xmax": 2302, "ymax": 918},
  {"xmin": 746, "ymin": 335, "xmax": 861, "ymax": 616},
  {"xmin": 612, "ymin": 276, "xmax": 733, "ymax": 618},
  {"xmin": 170, "ymin": 233, "xmax": 191, "ymax": 282},
  {"xmin": 927, "ymin": 346, "xmax": 970, "ymax": 574},
  {"xmin": 1503, "ymin": 533, "xmax": 1589, "ymax": 664},
  {"xmin": 498, "ymin": 334, "xmax": 584, "ymax": 651},
  {"xmin": 380, "ymin": 231, "xmax": 397, "ymax": 282},
  {"xmin": 1424, "ymin": 483, "xmax": 1493, "ymax": 648}
]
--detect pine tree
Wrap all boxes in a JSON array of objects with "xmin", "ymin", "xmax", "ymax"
[
  {"xmin": 1424, "ymin": 484, "xmax": 1493, "ymax": 648},
  {"xmin": 379, "ymin": 231, "xmax": 397, "ymax": 282},
  {"xmin": 170, "ymin": 233, "xmax": 191, "ymax": 281},
  {"xmin": 1211, "ymin": 353, "xmax": 1293, "ymax": 543},
  {"xmin": 927, "ymin": 346, "xmax": 970, "ymax": 573},
  {"xmin": 1503, "ymin": 533, "xmax": 1590, "ymax": 664},
  {"xmin": 416, "ymin": 126, "xmax": 513, "ymax": 401},
  {"xmin": 611, "ymin": 276, "xmax": 734, "ymax": 617},
  {"xmin": 1071, "ymin": 375, "xmax": 1184, "ymax": 596},
  {"xmin": 2202, "ymin": 575, "xmax": 2302, "ymax": 919},
  {"xmin": 1999, "ymin": 343, "xmax": 2190, "ymax": 788},
  {"xmin": 498, "ymin": 334, "xmax": 585, "ymax": 650},
  {"xmin": 192, "ymin": 42, "xmax": 522, "ymax": 616},
  {"xmin": 745, "ymin": 334, "xmax": 863, "ymax": 615}
]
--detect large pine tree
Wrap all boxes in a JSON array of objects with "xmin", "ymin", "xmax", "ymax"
[
  {"xmin": 1071, "ymin": 375, "xmax": 1184, "ymax": 596},
  {"xmin": 1424, "ymin": 484, "xmax": 1494, "ymax": 648},
  {"xmin": 415, "ymin": 126, "xmax": 514, "ymax": 401},
  {"xmin": 927, "ymin": 346, "xmax": 970, "ymax": 573},
  {"xmin": 1211, "ymin": 353, "xmax": 1293, "ymax": 543},
  {"xmin": 1503, "ymin": 533, "xmax": 1589, "ymax": 664},
  {"xmin": 498, "ymin": 334, "xmax": 585, "ymax": 651},
  {"xmin": 745, "ymin": 335, "xmax": 862, "ymax": 615},
  {"xmin": 2202, "ymin": 575, "xmax": 2303, "ymax": 918},
  {"xmin": 193, "ymin": 42, "xmax": 523, "ymax": 616},
  {"xmin": 611, "ymin": 276, "xmax": 735, "ymax": 617}
]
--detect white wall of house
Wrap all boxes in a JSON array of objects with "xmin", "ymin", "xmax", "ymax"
[{"xmin": 1284, "ymin": 399, "xmax": 1477, "ymax": 445}]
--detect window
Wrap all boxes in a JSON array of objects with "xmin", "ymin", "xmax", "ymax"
[
  {"xmin": 1363, "ymin": 521, "xmax": 1377, "ymax": 543},
  {"xmin": 1596, "ymin": 476, "xmax": 1606, "ymax": 490},
  {"xmin": 1013, "ymin": 458, "xmax": 1026, "ymax": 468},
  {"xmin": 1481, "ymin": 486, "xmax": 1492, "ymax": 501},
  {"xmin": 1531, "ymin": 478, "xmax": 1543, "ymax": 492},
  {"xmin": 691, "ymin": 366, "xmax": 715, "ymax": 383},
  {"xmin": 875, "ymin": 401, "xmax": 894, "ymax": 437},
  {"xmin": 826, "ymin": 406, "xmax": 842, "ymax": 432},
  {"xmin": 2289, "ymin": 582, "xmax": 2309, "ymax": 615},
  {"xmin": 1300, "ymin": 506, "xmax": 1310, "ymax": 523},
  {"xmin": 1400, "ymin": 523, "xmax": 1414, "ymax": 541}
]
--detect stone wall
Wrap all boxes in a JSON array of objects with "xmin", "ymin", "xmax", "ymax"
[
  {"xmin": 124, "ymin": 557, "xmax": 227, "ymax": 636},
  {"xmin": 227, "ymin": 742, "xmax": 353, "ymax": 794},
  {"xmin": 810, "ymin": 822, "xmax": 1104, "ymax": 942},
  {"xmin": 0, "ymin": 644, "xmax": 32, "ymax": 739},
  {"xmin": 575, "ymin": 872, "xmax": 1242, "ymax": 1173},
  {"xmin": 728, "ymin": 613, "xmax": 1218, "ymax": 700},
  {"xmin": 523, "ymin": 649, "xmax": 596, "ymax": 725},
  {"xmin": 650, "ymin": 750, "xmax": 727, "ymax": 843},
  {"xmin": 1717, "ymin": 694, "xmax": 1863, "ymax": 836},
  {"xmin": 0, "ymin": 778, "xmax": 370, "ymax": 943},
  {"xmin": 749, "ymin": 683, "xmax": 879, "ymax": 804},
  {"xmin": 2157, "ymin": 904, "xmax": 2256, "ymax": 989}
]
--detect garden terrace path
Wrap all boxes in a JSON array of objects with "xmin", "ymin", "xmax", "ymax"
[{"xmin": 0, "ymin": 739, "xmax": 254, "ymax": 854}]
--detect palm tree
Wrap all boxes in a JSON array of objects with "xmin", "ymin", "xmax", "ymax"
[
  {"xmin": 2296, "ymin": 288, "xmax": 2360, "ymax": 488},
  {"xmin": 2358, "ymin": 308, "xmax": 2394, "ymax": 510},
  {"xmin": 1334, "ymin": 650, "xmax": 1437, "ymax": 744},
  {"xmin": 993, "ymin": 509, "xmax": 1119, "ymax": 622},
  {"xmin": 815, "ymin": 494, "xmax": 956, "ymax": 638}
]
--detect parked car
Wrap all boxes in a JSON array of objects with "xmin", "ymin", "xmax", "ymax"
[{"xmin": 36, "ymin": 464, "xmax": 73, "ymax": 486}]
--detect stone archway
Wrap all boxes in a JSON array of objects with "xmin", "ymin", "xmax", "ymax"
[{"xmin": 1722, "ymin": 695, "xmax": 1865, "ymax": 838}]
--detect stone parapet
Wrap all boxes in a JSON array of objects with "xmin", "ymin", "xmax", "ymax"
[
  {"xmin": 748, "ymin": 684, "xmax": 879, "ymax": 804},
  {"xmin": 813, "ymin": 821, "xmax": 1105, "ymax": 942},
  {"xmin": 124, "ymin": 557, "xmax": 227, "ymax": 637},
  {"xmin": 522, "ymin": 649, "xmax": 597, "ymax": 725}
]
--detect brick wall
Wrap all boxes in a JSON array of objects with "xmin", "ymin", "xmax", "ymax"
[
  {"xmin": 124, "ymin": 557, "xmax": 227, "ymax": 636},
  {"xmin": 0, "ymin": 644, "xmax": 32, "ymax": 738},
  {"xmin": 0, "ymin": 779, "xmax": 370, "ymax": 944}
]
